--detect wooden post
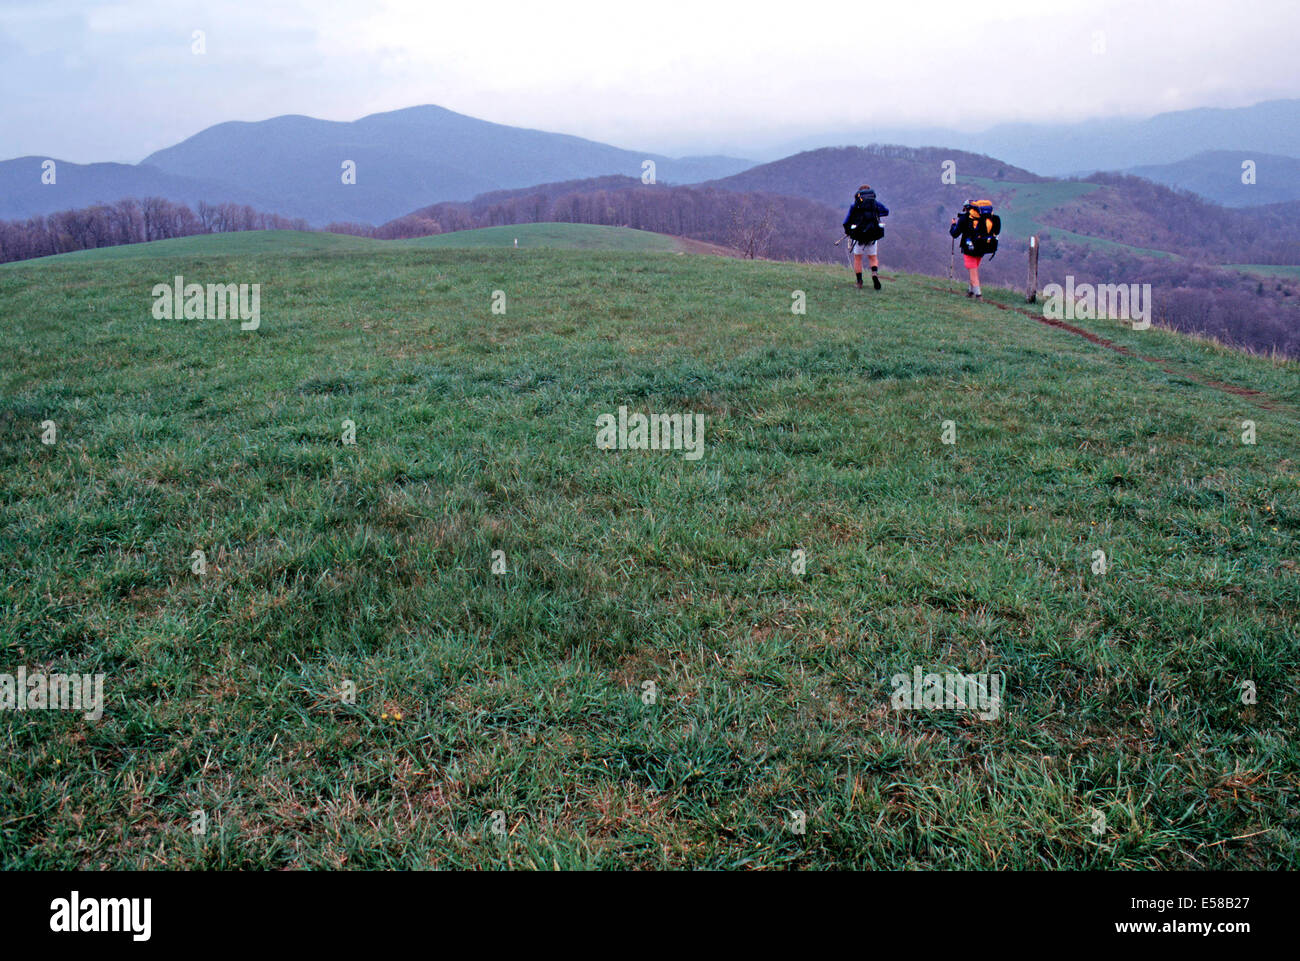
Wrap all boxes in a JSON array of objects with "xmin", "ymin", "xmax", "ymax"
[{"xmin": 1025, "ymin": 234, "xmax": 1039, "ymax": 303}]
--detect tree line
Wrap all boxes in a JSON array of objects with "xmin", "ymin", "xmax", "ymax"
[{"xmin": 0, "ymin": 198, "xmax": 309, "ymax": 264}]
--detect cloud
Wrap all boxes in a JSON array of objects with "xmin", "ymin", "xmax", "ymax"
[{"xmin": 2, "ymin": 0, "xmax": 1298, "ymax": 162}]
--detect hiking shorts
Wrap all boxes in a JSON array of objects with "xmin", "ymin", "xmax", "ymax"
[
  {"xmin": 850, "ymin": 240, "xmax": 878, "ymax": 257},
  {"xmin": 963, "ymin": 253, "xmax": 983, "ymax": 269}
]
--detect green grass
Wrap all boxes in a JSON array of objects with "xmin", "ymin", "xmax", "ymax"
[
  {"xmin": 1, "ymin": 242, "xmax": 1297, "ymax": 869},
  {"xmin": 401, "ymin": 223, "xmax": 688, "ymax": 252},
  {"xmin": 1225, "ymin": 265, "xmax": 1300, "ymax": 280},
  {"xmin": 1, "ymin": 230, "xmax": 379, "ymax": 265},
  {"xmin": 2, "ymin": 224, "xmax": 692, "ymax": 270},
  {"xmin": 966, "ymin": 178, "xmax": 1178, "ymax": 259},
  {"xmin": 966, "ymin": 178, "xmax": 1104, "ymax": 236}
]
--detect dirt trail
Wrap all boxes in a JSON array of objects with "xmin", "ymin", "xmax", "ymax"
[{"xmin": 917, "ymin": 281, "xmax": 1289, "ymax": 413}]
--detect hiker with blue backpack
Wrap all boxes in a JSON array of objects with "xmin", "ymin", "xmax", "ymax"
[
  {"xmin": 842, "ymin": 185, "xmax": 888, "ymax": 290},
  {"xmin": 949, "ymin": 199, "xmax": 1001, "ymax": 301}
]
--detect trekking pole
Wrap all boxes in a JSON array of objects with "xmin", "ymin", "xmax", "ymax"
[
  {"xmin": 834, "ymin": 234, "xmax": 851, "ymax": 270},
  {"xmin": 949, "ymin": 236, "xmax": 955, "ymax": 290}
]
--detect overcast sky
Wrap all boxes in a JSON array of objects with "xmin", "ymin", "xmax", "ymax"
[{"xmin": 3, "ymin": 0, "xmax": 1298, "ymax": 163}]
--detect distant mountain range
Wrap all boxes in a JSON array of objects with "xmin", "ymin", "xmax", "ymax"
[
  {"xmin": 0, "ymin": 157, "xmax": 277, "ymax": 221},
  {"xmin": 769, "ymin": 99, "xmax": 1300, "ymax": 180},
  {"xmin": 1, "ymin": 105, "xmax": 754, "ymax": 225},
  {"xmin": 1121, "ymin": 151, "xmax": 1300, "ymax": 207},
  {"xmin": 4, "ymin": 100, "xmax": 1300, "ymax": 225},
  {"xmin": 705, "ymin": 145, "xmax": 1045, "ymax": 207}
]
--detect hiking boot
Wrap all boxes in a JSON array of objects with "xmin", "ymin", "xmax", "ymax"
[
  {"xmin": 974, "ymin": 293, "xmax": 983, "ymax": 302},
  {"xmin": 872, "ymin": 275, "xmax": 882, "ymax": 290},
  {"xmin": 965, "ymin": 289, "xmax": 975, "ymax": 298},
  {"xmin": 855, "ymin": 280, "xmax": 863, "ymax": 290}
]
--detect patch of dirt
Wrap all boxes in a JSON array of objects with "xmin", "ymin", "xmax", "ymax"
[{"xmin": 675, "ymin": 237, "xmax": 741, "ymax": 258}]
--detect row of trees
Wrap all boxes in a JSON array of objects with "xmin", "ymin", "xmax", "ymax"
[
  {"xmin": 1038, "ymin": 236, "xmax": 1300, "ymax": 356},
  {"xmin": 383, "ymin": 179, "xmax": 842, "ymax": 261},
  {"xmin": 1058, "ymin": 174, "xmax": 1300, "ymax": 266},
  {"xmin": 0, "ymin": 198, "xmax": 310, "ymax": 264}
]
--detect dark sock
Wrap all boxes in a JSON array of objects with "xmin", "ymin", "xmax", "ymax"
[
  {"xmin": 871, "ymin": 267, "xmax": 881, "ymax": 289},
  {"xmin": 855, "ymin": 272, "xmax": 863, "ymax": 283}
]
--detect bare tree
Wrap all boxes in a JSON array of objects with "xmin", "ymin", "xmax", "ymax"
[{"xmin": 728, "ymin": 198, "xmax": 775, "ymax": 259}]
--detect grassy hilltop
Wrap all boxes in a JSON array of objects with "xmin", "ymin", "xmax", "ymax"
[
  {"xmin": 4, "ymin": 224, "xmax": 696, "ymax": 266},
  {"xmin": 1, "ymin": 226, "xmax": 1297, "ymax": 869}
]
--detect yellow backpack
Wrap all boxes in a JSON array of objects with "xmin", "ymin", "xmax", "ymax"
[{"xmin": 965, "ymin": 200, "xmax": 1001, "ymax": 256}]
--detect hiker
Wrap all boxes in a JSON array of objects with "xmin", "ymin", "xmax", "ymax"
[
  {"xmin": 949, "ymin": 199, "xmax": 1001, "ymax": 301},
  {"xmin": 842, "ymin": 185, "xmax": 888, "ymax": 289}
]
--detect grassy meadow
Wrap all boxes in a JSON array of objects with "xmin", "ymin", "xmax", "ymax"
[
  {"xmin": 406, "ymin": 223, "xmax": 690, "ymax": 252},
  {"xmin": 1, "ymin": 227, "xmax": 1297, "ymax": 869},
  {"xmin": 4, "ymin": 224, "xmax": 695, "ymax": 269}
]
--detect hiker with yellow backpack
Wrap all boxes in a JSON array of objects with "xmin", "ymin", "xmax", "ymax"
[{"xmin": 949, "ymin": 199, "xmax": 1001, "ymax": 301}]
